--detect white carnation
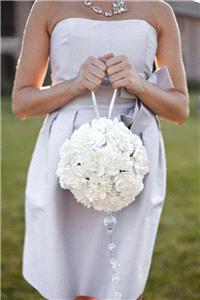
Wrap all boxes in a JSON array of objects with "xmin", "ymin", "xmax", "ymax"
[{"xmin": 56, "ymin": 116, "xmax": 149, "ymax": 212}]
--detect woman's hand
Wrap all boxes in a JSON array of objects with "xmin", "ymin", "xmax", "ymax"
[
  {"xmin": 72, "ymin": 56, "xmax": 107, "ymax": 95},
  {"xmin": 105, "ymin": 54, "xmax": 145, "ymax": 95}
]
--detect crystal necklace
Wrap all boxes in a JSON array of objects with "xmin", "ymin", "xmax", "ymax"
[{"xmin": 83, "ymin": 0, "xmax": 128, "ymax": 17}]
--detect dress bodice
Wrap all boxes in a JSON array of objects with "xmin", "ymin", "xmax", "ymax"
[{"xmin": 49, "ymin": 18, "xmax": 158, "ymax": 86}]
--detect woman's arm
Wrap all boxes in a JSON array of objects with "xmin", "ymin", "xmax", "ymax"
[
  {"xmin": 136, "ymin": 2, "xmax": 189, "ymax": 124},
  {"xmin": 106, "ymin": 2, "xmax": 189, "ymax": 125},
  {"xmin": 11, "ymin": 1, "xmax": 77, "ymax": 120},
  {"xmin": 11, "ymin": 1, "xmax": 106, "ymax": 120}
]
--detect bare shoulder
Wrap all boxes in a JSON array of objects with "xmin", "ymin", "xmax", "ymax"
[
  {"xmin": 154, "ymin": 0, "xmax": 175, "ymax": 15},
  {"xmin": 28, "ymin": 0, "xmax": 52, "ymax": 20},
  {"xmin": 26, "ymin": 0, "xmax": 54, "ymax": 36},
  {"xmin": 42, "ymin": 1, "xmax": 74, "ymax": 35},
  {"xmin": 150, "ymin": 0, "xmax": 177, "ymax": 35},
  {"xmin": 127, "ymin": 0, "xmax": 176, "ymax": 34}
]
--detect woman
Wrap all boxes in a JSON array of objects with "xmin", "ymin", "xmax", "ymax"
[{"xmin": 12, "ymin": 1, "xmax": 189, "ymax": 299}]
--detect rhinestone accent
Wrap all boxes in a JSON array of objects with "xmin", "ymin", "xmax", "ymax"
[
  {"xmin": 83, "ymin": 0, "xmax": 92, "ymax": 7},
  {"xmin": 105, "ymin": 10, "xmax": 113, "ymax": 17},
  {"xmin": 83, "ymin": 0, "xmax": 128, "ymax": 17},
  {"xmin": 92, "ymin": 6, "xmax": 103, "ymax": 14},
  {"xmin": 113, "ymin": 1, "xmax": 119, "ymax": 8},
  {"xmin": 120, "ymin": 5, "xmax": 128, "ymax": 12}
]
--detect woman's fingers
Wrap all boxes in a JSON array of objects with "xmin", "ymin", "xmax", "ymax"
[
  {"xmin": 105, "ymin": 54, "xmax": 128, "ymax": 67},
  {"xmin": 90, "ymin": 57, "xmax": 107, "ymax": 72},
  {"xmin": 82, "ymin": 78, "xmax": 98, "ymax": 92},
  {"xmin": 88, "ymin": 64, "xmax": 106, "ymax": 80},
  {"xmin": 106, "ymin": 62, "xmax": 126, "ymax": 76},
  {"xmin": 109, "ymin": 69, "xmax": 127, "ymax": 84},
  {"xmin": 85, "ymin": 72, "xmax": 102, "ymax": 87},
  {"xmin": 111, "ymin": 78, "xmax": 126, "ymax": 89},
  {"xmin": 104, "ymin": 54, "xmax": 137, "ymax": 90},
  {"xmin": 75, "ymin": 56, "xmax": 107, "ymax": 94},
  {"xmin": 75, "ymin": 54, "xmax": 133, "ymax": 93},
  {"xmin": 98, "ymin": 52, "xmax": 114, "ymax": 63}
]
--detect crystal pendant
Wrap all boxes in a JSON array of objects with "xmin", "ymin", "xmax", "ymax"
[
  {"xmin": 109, "ymin": 257, "xmax": 117, "ymax": 265},
  {"xmin": 92, "ymin": 6, "xmax": 103, "ymax": 14},
  {"xmin": 103, "ymin": 212, "xmax": 122, "ymax": 298},
  {"xmin": 114, "ymin": 291, "xmax": 122, "ymax": 298},
  {"xmin": 112, "ymin": 274, "xmax": 121, "ymax": 283},
  {"xmin": 112, "ymin": 262, "xmax": 120, "ymax": 270},
  {"xmin": 108, "ymin": 242, "xmax": 116, "ymax": 251},
  {"xmin": 103, "ymin": 213, "xmax": 116, "ymax": 231},
  {"xmin": 110, "ymin": 257, "xmax": 120, "ymax": 268}
]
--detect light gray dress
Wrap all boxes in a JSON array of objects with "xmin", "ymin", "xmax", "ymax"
[{"xmin": 22, "ymin": 18, "xmax": 174, "ymax": 300}]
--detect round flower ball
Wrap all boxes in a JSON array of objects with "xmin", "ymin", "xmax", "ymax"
[{"xmin": 56, "ymin": 117, "xmax": 149, "ymax": 212}]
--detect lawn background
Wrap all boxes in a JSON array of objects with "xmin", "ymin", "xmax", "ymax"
[{"xmin": 1, "ymin": 91, "xmax": 200, "ymax": 299}]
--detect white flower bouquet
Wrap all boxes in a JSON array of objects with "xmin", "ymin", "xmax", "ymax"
[
  {"xmin": 56, "ymin": 116, "xmax": 149, "ymax": 212},
  {"xmin": 56, "ymin": 88, "xmax": 149, "ymax": 298}
]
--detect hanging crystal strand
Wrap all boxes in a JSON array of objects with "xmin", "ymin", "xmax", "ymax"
[{"xmin": 103, "ymin": 212, "xmax": 122, "ymax": 299}]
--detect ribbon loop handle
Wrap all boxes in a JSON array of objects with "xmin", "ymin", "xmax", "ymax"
[{"xmin": 91, "ymin": 88, "xmax": 118, "ymax": 119}]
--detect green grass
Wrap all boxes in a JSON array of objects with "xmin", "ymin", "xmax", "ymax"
[{"xmin": 1, "ymin": 91, "xmax": 200, "ymax": 299}]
